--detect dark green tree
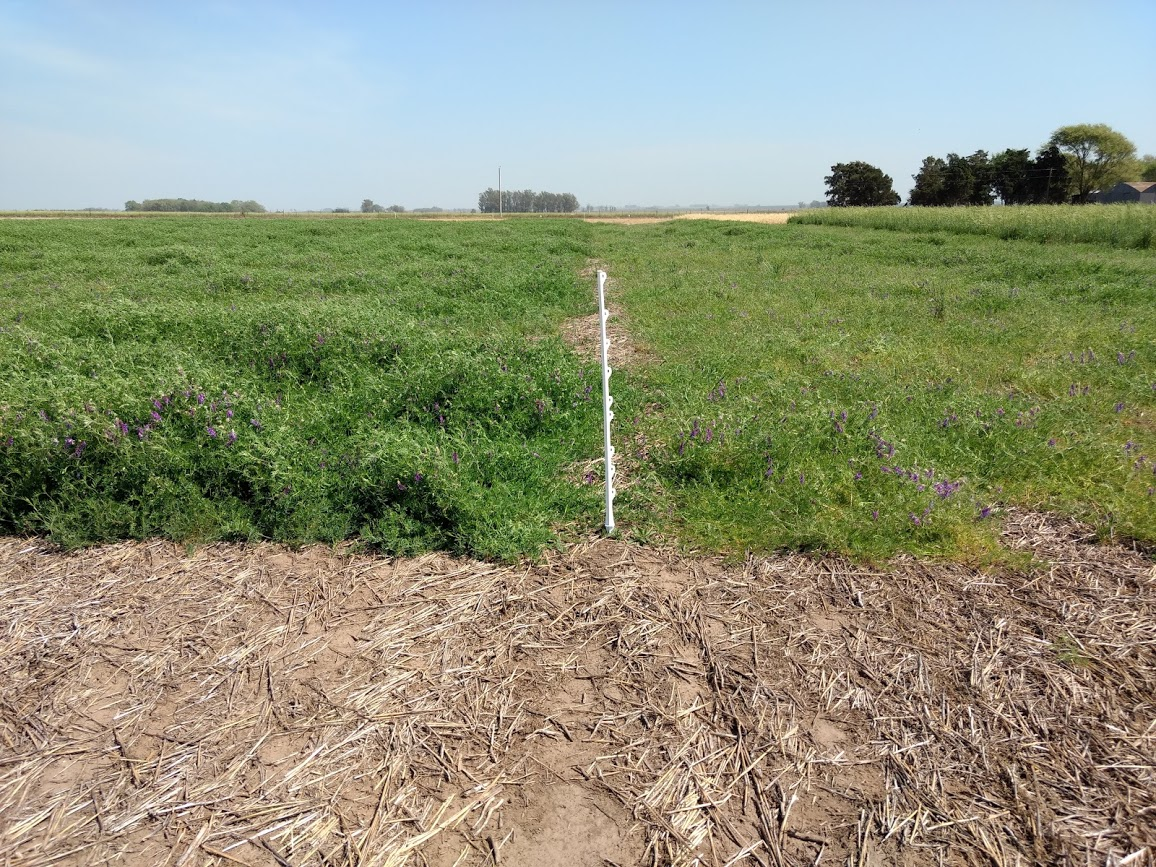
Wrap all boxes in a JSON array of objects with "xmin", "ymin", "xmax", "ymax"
[
  {"xmin": 1028, "ymin": 145, "xmax": 1070, "ymax": 204},
  {"xmin": 942, "ymin": 151, "xmax": 993, "ymax": 206},
  {"xmin": 991, "ymin": 149, "xmax": 1034, "ymax": 205},
  {"xmin": 824, "ymin": 162, "xmax": 900, "ymax": 207},
  {"xmin": 361, "ymin": 199, "xmax": 386, "ymax": 213},
  {"xmin": 909, "ymin": 157, "xmax": 947, "ymax": 206}
]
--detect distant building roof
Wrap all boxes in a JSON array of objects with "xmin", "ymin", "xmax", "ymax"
[{"xmin": 1119, "ymin": 181, "xmax": 1156, "ymax": 192}]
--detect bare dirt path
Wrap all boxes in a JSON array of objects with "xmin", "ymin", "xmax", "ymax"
[
  {"xmin": 581, "ymin": 213, "xmax": 793, "ymax": 225},
  {"xmin": 1, "ymin": 510, "xmax": 1153, "ymax": 867}
]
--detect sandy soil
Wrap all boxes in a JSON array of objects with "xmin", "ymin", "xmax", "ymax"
[
  {"xmin": 581, "ymin": 213, "xmax": 794, "ymax": 225},
  {"xmin": 674, "ymin": 212, "xmax": 793, "ymax": 224},
  {"xmin": 1, "ymin": 510, "xmax": 1153, "ymax": 867},
  {"xmin": 0, "ymin": 212, "xmax": 796, "ymax": 224}
]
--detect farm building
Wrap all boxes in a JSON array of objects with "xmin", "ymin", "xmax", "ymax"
[{"xmin": 1097, "ymin": 181, "xmax": 1156, "ymax": 204}]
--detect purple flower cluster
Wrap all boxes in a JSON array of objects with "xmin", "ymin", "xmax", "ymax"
[
  {"xmin": 869, "ymin": 432, "xmax": 896, "ymax": 460},
  {"xmin": 96, "ymin": 386, "xmax": 257, "ymax": 449}
]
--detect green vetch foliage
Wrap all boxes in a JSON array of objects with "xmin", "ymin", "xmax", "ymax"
[
  {"xmin": 0, "ymin": 217, "xmax": 618, "ymax": 558},
  {"xmin": 586, "ymin": 213, "xmax": 1155, "ymax": 560},
  {"xmin": 1, "ymin": 210, "xmax": 1153, "ymax": 562}
]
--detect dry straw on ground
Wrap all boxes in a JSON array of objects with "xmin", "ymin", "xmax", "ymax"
[{"xmin": 1, "ymin": 506, "xmax": 1153, "ymax": 867}]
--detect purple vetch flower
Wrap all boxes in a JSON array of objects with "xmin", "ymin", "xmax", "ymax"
[
  {"xmin": 452, "ymin": 450, "xmax": 460, "ymax": 464},
  {"xmin": 250, "ymin": 418, "xmax": 261, "ymax": 429},
  {"xmin": 137, "ymin": 426, "xmax": 149, "ymax": 440},
  {"xmin": 197, "ymin": 393, "xmax": 206, "ymax": 405},
  {"xmin": 396, "ymin": 480, "xmax": 407, "ymax": 491},
  {"xmin": 414, "ymin": 472, "xmax": 423, "ymax": 483},
  {"xmin": 583, "ymin": 471, "xmax": 595, "ymax": 485},
  {"xmin": 979, "ymin": 506, "xmax": 992, "ymax": 519},
  {"xmin": 871, "ymin": 509, "xmax": 879, "ymax": 522},
  {"xmin": 226, "ymin": 409, "xmax": 233, "ymax": 419},
  {"xmin": 38, "ymin": 410, "xmax": 49, "ymax": 422},
  {"xmin": 1047, "ymin": 438, "xmax": 1056, "ymax": 447},
  {"xmin": 717, "ymin": 380, "xmax": 726, "ymax": 399},
  {"xmin": 799, "ymin": 472, "xmax": 805, "ymax": 485},
  {"xmin": 207, "ymin": 426, "xmax": 218, "ymax": 438},
  {"xmin": 227, "ymin": 430, "xmax": 237, "ymax": 445},
  {"xmin": 152, "ymin": 399, "xmax": 163, "ymax": 411},
  {"xmin": 704, "ymin": 427, "xmax": 713, "ymax": 443},
  {"xmin": 910, "ymin": 514, "xmax": 922, "ymax": 526},
  {"xmin": 150, "ymin": 411, "xmax": 162, "ymax": 423},
  {"xmin": 690, "ymin": 419, "xmax": 700, "ymax": 439},
  {"xmin": 1115, "ymin": 402, "xmax": 1125, "ymax": 413},
  {"xmin": 933, "ymin": 480, "xmax": 961, "ymax": 498},
  {"xmin": 854, "ymin": 471, "xmax": 863, "ymax": 480}
]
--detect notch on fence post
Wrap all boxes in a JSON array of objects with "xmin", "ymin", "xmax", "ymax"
[{"xmin": 597, "ymin": 270, "xmax": 616, "ymax": 534}]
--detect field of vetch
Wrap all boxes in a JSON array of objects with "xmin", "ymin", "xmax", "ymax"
[{"xmin": 1, "ymin": 208, "xmax": 1153, "ymax": 560}]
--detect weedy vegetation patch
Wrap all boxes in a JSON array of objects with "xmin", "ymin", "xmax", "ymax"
[{"xmin": 789, "ymin": 202, "xmax": 1156, "ymax": 249}]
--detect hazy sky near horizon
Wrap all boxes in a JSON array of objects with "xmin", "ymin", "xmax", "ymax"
[{"xmin": 2, "ymin": 1, "xmax": 1154, "ymax": 211}]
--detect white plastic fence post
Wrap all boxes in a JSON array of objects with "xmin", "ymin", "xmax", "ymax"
[{"xmin": 597, "ymin": 270, "xmax": 616, "ymax": 534}]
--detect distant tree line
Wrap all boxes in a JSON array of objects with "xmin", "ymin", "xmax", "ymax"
[
  {"xmin": 124, "ymin": 198, "xmax": 266, "ymax": 213},
  {"xmin": 478, "ymin": 189, "xmax": 579, "ymax": 213},
  {"xmin": 909, "ymin": 147, "xmax": 1069, "ymax": 206},
  {"xmin": 361, "ymin": 199, "xmax": 405, "ymax": 213},
  {"xmin": 826, "ymin": 124, "xmax": 1144, "ymax": 208}
]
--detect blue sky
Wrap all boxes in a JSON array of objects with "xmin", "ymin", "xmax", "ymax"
[{"xmin": 2, "ymin": 0, "xmax": 1153, "ymax": 210}]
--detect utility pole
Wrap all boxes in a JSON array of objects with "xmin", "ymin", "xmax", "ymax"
[{"xmin": 498, "ymin": 166, "xmax": 502, "ymax": 217}]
